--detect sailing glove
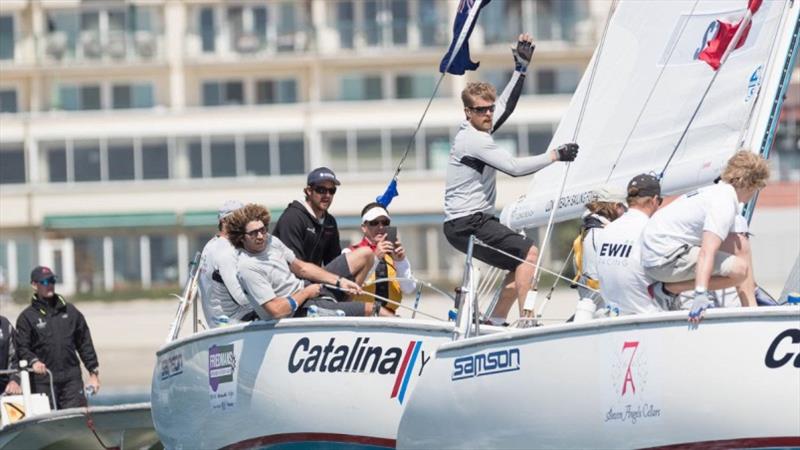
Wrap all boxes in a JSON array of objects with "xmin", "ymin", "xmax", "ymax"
[
  {"xmin": 688, "ymin": 291, "xmax": 713, "ymax": 322},
  {"xmin": 555, "ymin": 143, "xmax": 579, "ymax": 161},
  {"xmin": 512, "ymin": 40, "xmax": 535, "ymax": 73}
]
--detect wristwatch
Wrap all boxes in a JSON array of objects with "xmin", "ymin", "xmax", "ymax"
[{"xmin": 90, "ymin": 368, "xmax": 99, "ymax": 376}]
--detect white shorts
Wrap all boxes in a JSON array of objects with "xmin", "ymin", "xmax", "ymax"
[{"xmin": 644, "ymin": 246, "xmax": 738, "ymax": 283}]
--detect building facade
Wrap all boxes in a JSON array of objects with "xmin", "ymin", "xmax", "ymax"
[{"xmin": 0, "ymin": 0, "xmax": 797, "ymax": 297}]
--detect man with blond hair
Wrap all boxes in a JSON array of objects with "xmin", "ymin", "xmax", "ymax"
[
  {"xmin": 443, "ymin": 33, "xmax": 579, "ymax": 325},
  {"xmin": 641, "ymin": 150, "xmax": 770, "ymax": 323}
]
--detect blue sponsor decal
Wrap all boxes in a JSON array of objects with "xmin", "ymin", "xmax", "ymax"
[
  {"xmin": 160, "ymin": 352, "xmax": 183, "ymax": 381},
  {"xmin": 745, "ymin": 65, "xmax": 763, "ymax": 102},
  {"xmin": 452, "ymin": 348, "xmax": 521, "ymax": 381}
]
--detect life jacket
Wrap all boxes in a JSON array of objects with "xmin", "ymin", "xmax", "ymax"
[
  {"xmin": 349, "ymin": 238, "xmax": 402, "ymax": 312},
  {"xmin": 572, "ymin": 213, "xmax": 609, "ymax": 290}
]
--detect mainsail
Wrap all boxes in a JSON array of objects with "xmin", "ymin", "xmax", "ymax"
[{"xmin": 501, "ymin": 0, "xmax": 799, "ymax": 230}]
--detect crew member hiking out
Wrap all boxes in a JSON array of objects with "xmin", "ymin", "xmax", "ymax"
[{"xmin": 443, "ymin": 34, "xmax": 579, "ymax": 325}]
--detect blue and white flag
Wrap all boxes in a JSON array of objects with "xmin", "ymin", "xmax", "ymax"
[{"xmin": 439, "ymin": 0, "xmax": 492, "ymax": 75}]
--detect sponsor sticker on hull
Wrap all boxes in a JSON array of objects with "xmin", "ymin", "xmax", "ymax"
[
  {"xmin": 208, "ymin": 343, "xmax": 239, "ymax": 411},
  {"xmin": 604, "ymin": 340, "xmax": 663, "ymax": 426},
  {"xmin": 160, "ymin": 352, "xmax": 183, "ymax": 381},
  {"xmin": 287, "ymin": 336, "xmax": 430, "ymax": 405},
  {"xmin": 451, "ymin": 347, "xmax": 521, "ymax": 381}
]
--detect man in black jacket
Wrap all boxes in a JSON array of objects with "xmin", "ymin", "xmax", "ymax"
[
  {"xmin": 15, "ymin": 266, "xmax": 100, "ymax": 409},
  {"xmin": 0, "ymin": 315, "xmax": 20, "ymax": 394},
  {"xmin": 273, "ymin": 167, "xmax": 343, "ymax": 266}
]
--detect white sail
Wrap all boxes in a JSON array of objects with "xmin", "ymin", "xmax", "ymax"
[{"xmin": 502, "ymin": 0, "xmax": 799, "ymax": 230}]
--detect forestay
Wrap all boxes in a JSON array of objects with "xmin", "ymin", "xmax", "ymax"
[{"xmin": 501, "ymin": 0, "xmax": 798, "ymax": 230}]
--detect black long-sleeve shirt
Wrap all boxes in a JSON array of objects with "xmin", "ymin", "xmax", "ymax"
[
  {"xmin": 15, "ymin": 294, "xmax": 99, "ymax": 383},
  {"xmin": 272, "ymin": 200, "xmax": 342, "ymax": 266},
  {"xmin": 0, "ymin": 315, "xmax": 19, "ymax": 390}
]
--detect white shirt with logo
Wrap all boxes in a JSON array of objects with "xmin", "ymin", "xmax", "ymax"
[
  {"xmin": 641, "ymin": 183, "xmax": 740, "ymax": 268},
  {"xmin": 597, "ymin": 209, "xmax": 662, "ymax": 315}
]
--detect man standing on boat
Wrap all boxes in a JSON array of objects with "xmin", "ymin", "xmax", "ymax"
[
  {"xmin": 596, "ymin": 174, "xmax": 665, "ymax": 315},
  {"xmin": 344, "ymin": 203, "xmax": 417, "ymax": 315},
  {"xmin": 0, "ymin": 314, "xmax": 21, "ymax": 394},
  {"xmin": 443, "ymin": 33, "xmax": 579, "ymax": 325},
  {"xmin": 198, "ymin": 200, "xmax": 251, "ymax": 327},
  {"xmin": 273, "ymin": 167, "xmax": 343, "ymax": 267},
  {"xmin": 15, "ymin": 266, "xmax": 100, "ymax": 409},
  {"xmin": 640, "ymin": 151, "xmax": 769, "ymax": 323},
  {"xmin": 230, "ymin": 204, "xmax": 392, "ymax": 318}
]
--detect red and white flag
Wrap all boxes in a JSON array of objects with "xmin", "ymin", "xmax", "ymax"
[{"xmin": 698, "ymin": 0, "xmax": 762, "ymax": 70}]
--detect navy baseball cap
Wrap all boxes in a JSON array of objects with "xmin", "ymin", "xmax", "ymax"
[
  {"xmin": 627, "ymin": 174, "xmax": 661, "ymax": 197},
  {"xmin": 30, "ymin": 266, "xmax": 58, "ymax": 283},
  {"xmin": 307, "ymin": 167, "xmax": 340, "ymax": 186}
]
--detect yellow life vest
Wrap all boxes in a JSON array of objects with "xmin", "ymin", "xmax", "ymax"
[
  {"xmin": 572, "ymin": 230, "xmax": 600, "ymax": 290},
  {"xmin": 353, "ymin": 255, "xmax": 402, "ymax": 312}
]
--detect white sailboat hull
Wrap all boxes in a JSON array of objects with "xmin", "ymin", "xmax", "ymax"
[
  {"xmin": 152, "ymin": 318, "xmax": 455, "ymax": 449},
  {"xmin": 397, "ymin": 307, "xmax": 800, "ymax": 449}
]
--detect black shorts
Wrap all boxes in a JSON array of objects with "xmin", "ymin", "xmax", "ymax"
[
  {"xmin": 319, "ymin": 253, "xmax": 353, "ymax": 302},
  {"xmin": 443, "ymin": 212, "xmax": 534, "ymax": 272}
]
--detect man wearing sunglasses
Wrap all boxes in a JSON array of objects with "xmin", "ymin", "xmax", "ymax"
[
  {"xmin": 596, "ymin": 174, "xmax": 665, "ymax": 315},
  {"xmin": 15, "ymin": 266, "xmax": 100, "ymax": 409},
  {"xmin": 273, "ymin": 167, "xmax": 343, "ymax": 268},
  {"xmin": 230, "ymin": 204, "xmax": 388, "ymax": 319},
  {"xmin": 443, "ymin": 33, "xmax": 580, "ymax": 325}
]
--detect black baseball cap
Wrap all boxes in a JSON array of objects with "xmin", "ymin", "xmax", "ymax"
[
  {"xmin": 30, "ymin": 266, "xmax": 58, "ymax": 283},
  {"xmin": 307, "ymin": 167, "xmax": 341, "ymax": 186},
  {"xmin": 627, "ymin": 174, "xmax": 661, "ymax": 197}
]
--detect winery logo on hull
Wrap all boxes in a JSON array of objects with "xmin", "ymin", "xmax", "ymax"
[{"xmin": 288, "ymin": 337, "xmax": 428, "ymax": 404}]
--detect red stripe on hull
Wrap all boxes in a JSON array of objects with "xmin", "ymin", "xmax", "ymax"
[
  {"xmin": 645, "ymin": 436, "xmax": 800, "ymax": 450},
  {"xmin": 222, "ymin": 432, "xmax": 395, "ymax": 450},
  {"xmin": 391, "ymin": 341, "xmax": 416, "ymax": 398}
]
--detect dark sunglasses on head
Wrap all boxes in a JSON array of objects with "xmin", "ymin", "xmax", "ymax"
[
  {"xmin": 367, "ymin": 219, "xmax": 390, "ymax": 227},
  {"xmin": 38, "ymin": 277, "xmax": 57, "ymax": 286},
  {"xmin": 245, "ymin": 226, "xmax": 267, "ymax": 238},
  {"xmin": 468, "ymin": 104, "xmax": 495, "ymax": 114},
  {"xmin": 313, "ymin": 186, "xmax": 337, "ymax": 195},
  {"xmin": 656, "ymin": 196, "xmax": 664, "ymax": 206}
]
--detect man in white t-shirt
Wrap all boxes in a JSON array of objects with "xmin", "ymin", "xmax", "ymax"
[
  {"xmin": 640, "ymin": 151, "xmax": 770, "ymax": 323},
  {"xmin": 198, "ymin": 200, "xmax": 255, "ymax": 327},
  {"xmin": 597, "ymin": 174, "xmax": 664, "ymax": 315}
]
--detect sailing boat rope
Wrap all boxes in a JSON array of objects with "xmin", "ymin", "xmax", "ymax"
[
  {"xmin": 393, "ymin": 72, "xmax": 448, "ymax": 178},
  {"xmin": 605, "ymin": 0, "xmax": 701, "ymax": 183},
  {"xmin": 522, "ymin": 0, "xmax": 617, "ymax": 323}
]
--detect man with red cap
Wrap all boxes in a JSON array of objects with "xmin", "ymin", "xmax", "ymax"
[{"xmin": 15, "ymin": 266, "xmax": 100, "ymax": 409}]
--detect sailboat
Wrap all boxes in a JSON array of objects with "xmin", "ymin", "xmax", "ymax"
[{"xmin": 397, "ymin": 0, "xmax": 800, "ymax": 448}]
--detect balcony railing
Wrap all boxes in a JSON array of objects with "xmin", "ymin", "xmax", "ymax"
[{"xmin": 40, "ymin": 30, "xmax": 162, "ymax": 64}]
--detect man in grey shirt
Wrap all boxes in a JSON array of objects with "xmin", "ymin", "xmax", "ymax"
[
  {"xmin": 229, "ymin": 203, "xmax": 392, "ymax": 319},
  {"xmin": 443, "ymin": 34, "xmax": 579, "ymax": 325},
  {"xmin": 198, "ymin": 200, "xmax": 254, "ymax": 326}
]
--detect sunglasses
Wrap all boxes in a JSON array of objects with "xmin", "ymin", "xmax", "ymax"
[
  {"xmin": 38, "ymin": 277, "xmax": 57, "ymax": 286},
  {"xmin": 367, "ymin": 219, "xmax": 390, "ymax": 227},
  {"xmin": 313, "ymin": 186, "xmax": 337, "ymax": 195},
  {"xmin": 468, "ymin": 104, "xmax": 495, "ymax": 114},
  {"xmin": 656, "ymin": 196, "xmax": 664, "ymax": 206},
  {"xmin": 245, "ymin": 226, "xmax": 267, "ymax": 238}
]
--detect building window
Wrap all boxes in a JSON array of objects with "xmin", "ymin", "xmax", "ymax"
[
  {"xmin": 244, "ymin": 137, "xmax": 270, "ymax": 176},
  {"xmin": 391, "ymin": 130, "xmax": 417, "ymax": 171},
  {"xmin": 335, "ymin": 1, "xmax": 355, "ymax": 49},
  {"xmin": 210, "ymin": 138, "xmax": 236, "ymax": 177},
  {"xmin": 536, "ymin": 67, "xmax": 580, "ymax": 94},
  {"xmin": 227, "ymin": 5, "xmax": 267, "ymax": 53},
  {"xmin": 74, "ymin": 237, "xmax": 105, "ymax": 294},
  {"xmin": 142, "ymin": 139, "xmax": 169, "ymax": 180},
  {"xmin": 0, "ymin": 144, "xmax": 25, "ymax": 184},
  {"xmin": 426, "ymin": 128, "xmax": 452, "ymax": 170},
  {"xmin": 199, "ymin": 7, "xmax": 216, "ymax": 52},
  {"xmin": 112, "ymin": 236, "xmax": 141, "ymax": 289},
  {"xmin": 149, "ymin": 235, "xmax": 178, "ymax": 285},
  {"xmin": 202, "ymin": 80, "xmax": 244, "ymax": 106},
  {"xmin": 112, "ymin": 83, "xmax": 155, "ymax": 109},
  {"xmin": 419, "ymin": 0, "xmax": 445, "ymax": 47},
  {"xmin": 278, "ymin": 135, "xmax": 305, "ymax": 175},
  {"xmin": 533, "ymin": 0, "xmax": 589, "ymax": 43},
  {"xmin": 493, "ymin": 129, "xmax": 519, "ymax": 157},
  {"xmin": 45, "ymin": 144, "xmax": 68, "ymax": 182},
  {"xmin": 108, "ymin": 140, "xmax": 135, "ymax": 180},
  {"xmin": 339, "ymin": 75, "xmax": 382, "ymax": 101},
  {"xmin": 324, "ymin": 132, "xmax": 349, "ymax": 173},
  {"xmin": 356, "ymin": 132, "xmax": 383, "ymax": 171},
  {"xmin": 482, "ymin": 0, "xmax": 523, "ymax": 45},
  {"xmin": 188, "ymin": 140, "xmax": 204, "ymax": 178},
  {"xmin": 395, "ymin": 74, "xmax": 436, "ymax": 99},
  {"xmin": 527, "ymin": 126, "xmax": 554, "ymax": 156},
  {"xmin": 256, "ymin": 79, "xmax": 298, "ymax": 104},
  {"xmin": 73, "ymin": 141, "xmax": 101, "ymax": 182},
  {"xmin": 390, "ymin": 0, "xmax": 409, "ymax": 45},
  {"xmin": 56, "ymin": 84, "xmax": 101, "ymax": 111},
  {"xmin": 0, "ymin": 89, "xmax": 17, "ymax": 113},
  {"xmin": 0, "ymin": 15, "xmax": 14, "ymax": 60}
]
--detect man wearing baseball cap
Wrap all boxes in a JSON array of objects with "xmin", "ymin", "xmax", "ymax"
[
  {"xmin": 198, "ymin": 200, "xmax": 257, "ymax": 327},
  {"xmin": 15, "ymin": 266, "xmax": 100, "ymax": 409},
  {"xmin": 273, "ymin": 167, "xmax": 343, "ymax": 267},
  {"xmin": 596, "ymin": 174, "xmax": 666, "ymax": 315}
]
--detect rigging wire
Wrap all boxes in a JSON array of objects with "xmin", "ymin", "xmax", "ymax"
[
  {"xmin": 522, "ymin": 0, "xmax": 617, "ymax": 323},
  {"xmin": 605, "ymin": 0, "xmax": 701, "ymax": 183}
]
